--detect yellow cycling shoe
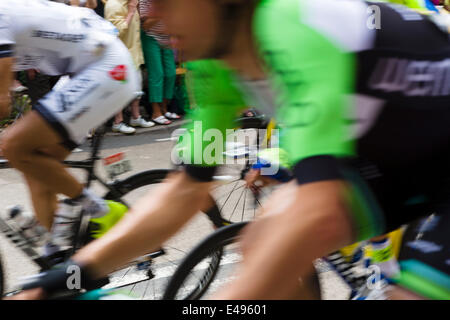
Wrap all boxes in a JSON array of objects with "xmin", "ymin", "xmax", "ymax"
[{"xmin": 87, "ymin": 200, "xmax": 128, "ymax": 240}]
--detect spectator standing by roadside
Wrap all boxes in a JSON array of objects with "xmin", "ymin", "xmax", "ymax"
[
  {"xmin": 104, "ymin": 0, "xmax": 155, "ymax": 134},
  {"xmin": 139, "ymin": 0, "xmax": 180, "ymax": 125}
]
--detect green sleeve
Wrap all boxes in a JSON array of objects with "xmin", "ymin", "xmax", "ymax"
[
  {"xmin": 178, "ymin": 59, "xmax": 247, "ymax": 167},
  {"xmin": 253, "ymin": 0, "xmax": 356, "ymax": 166}
]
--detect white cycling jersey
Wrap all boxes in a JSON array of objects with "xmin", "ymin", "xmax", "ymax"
[
  {"xmin": 0, "ymin": 0, "xmax": 139, "ymax": 149},
  {"xmin": 0, "ymin": 0, "xmax": 118, "ymax": 75}
]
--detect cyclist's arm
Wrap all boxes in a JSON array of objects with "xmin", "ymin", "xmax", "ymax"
[{"xmin": 0, "ymin": 57, "xmax": 13, "ymax": 119}]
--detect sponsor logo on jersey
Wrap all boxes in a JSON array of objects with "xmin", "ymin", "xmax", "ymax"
[
  {"xmin": 68, "ymin": 106, "xmax": 90, "ymax": 123},
  {"xmin": 368, "ymin": 57, "xmax": 450, "ymax": 97},
  {"xmin": 109, "ymin": 65, "xmax": 127, "ymax": 83},
  {"xmin": 14, "ymin": 54, "xmax": 45, "ymax": 70},
  {"xmin": 56, "ymin": 77, "xmax": 99, "ymax": 112},
  {"xmin": 21, "ymin": 54, "xmax": 44, "ymax": 65},
  {"xmin": 31, "ymin": 30, "xmax": 86, "ymax": 43}
]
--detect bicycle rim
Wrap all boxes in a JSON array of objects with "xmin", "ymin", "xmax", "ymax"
[
  {"xmin": 211, "ymin": 164, "xmax": 279, "ymax": 224},
  {"xmin": 101, "ymin": 169, "xmax": 224, "ymax": 300},
  {"xmin": 163, "ymin": 222, "xmax": 248, "ymax": 300}
]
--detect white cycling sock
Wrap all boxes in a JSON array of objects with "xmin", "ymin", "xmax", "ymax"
[{"xmin": 76, "ymin": 188, "xmax": 109, "ymax": 218}]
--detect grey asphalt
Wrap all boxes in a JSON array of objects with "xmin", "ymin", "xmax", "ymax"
[{"xmin": 0, "ymin": 122, "xmax": 348, "ymax": 299}]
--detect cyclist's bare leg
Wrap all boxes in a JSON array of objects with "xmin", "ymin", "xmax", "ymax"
[
  {"xmin": 25, "ymin": 176, "xmax": 57, "ymax": 230},
  {"xmin": 213, "ymin": 180, "xmax": 355, "ymax": 300},
  {"xmin": 24, "ymin": 144, "xmax": 71, "ymax": 229},
  {"xmin": 71, "ymin": 172, "xmax": 213, "ymax": 278},
  {"xmin": 1, "ymin": 111, "xmax": 83, "ymax": 201}
]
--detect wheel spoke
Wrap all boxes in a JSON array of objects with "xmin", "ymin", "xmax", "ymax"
[
  {"xmin": 241, "ymin": 188, "xmax": 248, "ymax": 222},
  {"xmin": 228, "ymin": 185, "xmax": 246, "ymax": 222},
  {"xmin": 218, "ymin": 181, "xmax": 243, "ymax": 211},
  {"xmin": 165, "ymin": 246, "xmax": 187, "ymax": 255}
]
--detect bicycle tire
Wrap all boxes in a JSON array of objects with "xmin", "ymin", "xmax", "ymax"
[
  {"xmin": 101, "ymin": 169, "xmax": 225, "ymax": 300},
  {"xmin": 163, "ymin": 222, "xmax": 323, "ymax": 300},
  {"xmin": 163, "ymin": 222, "xmax": 247, "ymax": 300},
  {"xmin": 103, "ymin": 169, "xmax": 171, "ymax": 203}
]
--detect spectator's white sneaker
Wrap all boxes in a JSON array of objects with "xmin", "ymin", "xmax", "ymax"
[
  {"xmin": 130, "ymin": 116, "xmax": 155, "ymax": 128},
  {"xmin": 152, "ymin": 116, "xmax": 172, "ymax": 125},
  {"xmin": 112, "ymin": 122, "xmax": 136, "ymax": 135},
  {"xmin": 164, "ymin": 112, "xmax": 181, "ymax": 120}
]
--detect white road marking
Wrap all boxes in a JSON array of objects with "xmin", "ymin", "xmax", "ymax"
[{"xmin": 154, "ymin": 137, "xmax": 179, "ymax": 142}]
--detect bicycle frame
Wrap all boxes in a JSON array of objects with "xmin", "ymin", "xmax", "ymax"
[
  {"xmin": 0, "ymin": 125, "xmax": 139, "ymax": 271},
  {"xmin": 0, "ymin": 125, "xmax": 201, "ymax": 294}
]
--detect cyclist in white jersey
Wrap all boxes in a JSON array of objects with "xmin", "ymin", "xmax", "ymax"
[{"xmin": 0, "ymin": 0, "xmax": 140, "ymax": 248}]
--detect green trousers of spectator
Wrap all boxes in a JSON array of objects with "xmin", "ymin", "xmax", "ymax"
[{"xmin": 141, "ymin": 31, "xmax": 176, "ymax": 103}]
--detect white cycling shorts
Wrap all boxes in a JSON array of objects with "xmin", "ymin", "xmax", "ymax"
[{"xmin": 34, "ymin": 38, "xmax": 141, "ymax": 149}]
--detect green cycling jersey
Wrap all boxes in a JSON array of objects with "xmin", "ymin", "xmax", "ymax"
[{"xmin": 180, "ymin": 0, "xmax": 355, "ymax": 168}]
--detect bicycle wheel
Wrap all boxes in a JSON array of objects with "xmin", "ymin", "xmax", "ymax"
[
  {"xmin": 163, "ymin": 222, "xmax": 247, "ymax": 300},
  {"xmin": 212, "ymin": 127, "xmax": 281, "ymax": 224},
  {"xmin": 163, "ymin": 222, "xmax": 323, "ymax": 300},
  {"xmin": 211, "ymin": 165, "xmax": 280, "ymax": 224},
  {"xmin": 100, "ymin": 169, "xmax": 224, "ymax": 300}
]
